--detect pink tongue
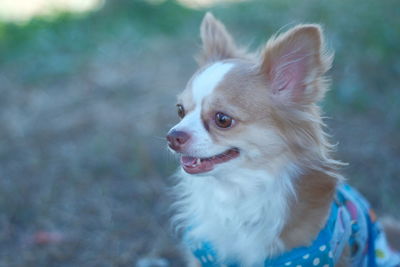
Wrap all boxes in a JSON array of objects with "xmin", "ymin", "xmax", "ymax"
[
  {"xmin": 180, "ymin": 156, "xmax": 214, "ymax": 174},
  {"xmin": 181, "ymin": 156, "xmax": 197, "ymax": 165},
  {"xmin": 180, "ymin": 149, "xmax": 240, "ymax": 175}
]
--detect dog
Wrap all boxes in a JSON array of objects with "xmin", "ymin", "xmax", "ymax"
[{"xmin": 166, "ymin": 12, "xmax": 400, "ymax": 267}]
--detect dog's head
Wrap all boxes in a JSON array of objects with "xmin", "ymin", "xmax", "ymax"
[{"xmin": 167, "ymin": 13, "xmax": 332, "ymax": 176}]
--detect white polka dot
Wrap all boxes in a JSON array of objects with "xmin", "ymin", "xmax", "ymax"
[
  {"xmin": 296, "ymin": 265, "xmax": 302, "ymax": 267},
  {"xmin": 328, "ymin": 251, "xmax": 333, "ymax": 258},
  {"xmin": 207, "ymin": 254, "xmax": 214, "ymax": 262},
  {"xmin": 313, "ymin": 257, "xmax": 320, "ymax": 265},
  {"xmin": 323, "ymin": 265, "xmax": 329, "ymax": 267},
  {"xmin": 285, "ymin": 261, "xmax": 292, "ymax": 266},
  {"xmin": 201, "ymin": 256, "xmax": 207, "ymax": 263},
  {"xmin": 303, "ymin": 254, "xmax": 310, "ymax": 259},
  {"xmin": 319, "ymin": 245, "xmax": 327, "ymax": 251}
]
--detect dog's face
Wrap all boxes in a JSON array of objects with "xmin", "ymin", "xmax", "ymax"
[{"xmin": 167, "ymin": 13, "xmax": 331, "ymax": 176}]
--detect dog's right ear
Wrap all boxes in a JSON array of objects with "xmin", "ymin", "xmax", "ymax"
[{"xmin": 197, "ymin": 12, "xmax": 241, "ymax": 66}]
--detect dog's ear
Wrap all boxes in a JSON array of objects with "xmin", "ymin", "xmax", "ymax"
[
  {"xmin": 260, "ymin": 24, "xmax": 332, "ymax": 105},
  {"xmin": 197, "ymin": 12, "xmax": 241, "ymax": 65}
]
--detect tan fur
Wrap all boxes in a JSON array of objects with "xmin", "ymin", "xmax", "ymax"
[
  {"xmin": 177, "ymin": 13, "xmax": 357, "ymax": 265},
  {"xmin": 261, "ymin": 25, "xmax": 333, "ymax": 104},
  {"xmin": 197, "ymin": 13, "xmax": 248, "ymax": 66},
  {"xmin": 281, "ymin": 170, "xmax": 337, "ymax": 249},
  {"xmin": 185, "ymin": 16, "xmax": 343, "ymax": 244},
  {"xmin": 204, "ymin": 60, "xmax": 343, "ymax": 249},
  {"xmin": 258, "ymin": 25, "xmax": 345, "ymax": 251}
]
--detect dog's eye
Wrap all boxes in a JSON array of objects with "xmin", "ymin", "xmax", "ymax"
[
  {"xmin": 215, "ymin": 112, "xmax": 234, "ymax": 128},
  {"xmin": 177, "ymin": 104, "xmax": 185, "ymax": 118}
]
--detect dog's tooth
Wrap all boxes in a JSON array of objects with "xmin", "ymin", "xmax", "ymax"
[{"xmin": 196, "ymin": 158, "xmax": 201, "ymax": 165}]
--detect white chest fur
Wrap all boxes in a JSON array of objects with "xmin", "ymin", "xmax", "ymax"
[{"xmin": 172, "ymin": 166, "xmax": 297, "ymax": 266}]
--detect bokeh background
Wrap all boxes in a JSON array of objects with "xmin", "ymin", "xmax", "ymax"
[{"xmin": 0, "ymin": 0, "xmax": 399, "ymax": 266}]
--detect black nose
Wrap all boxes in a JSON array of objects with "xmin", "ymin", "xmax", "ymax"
[{"xmin": 166, "ymin": 130, "xmax": 190, "ymax": 151}]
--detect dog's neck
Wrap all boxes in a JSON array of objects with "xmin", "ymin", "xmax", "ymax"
[
  {"xmin": 281, "ymin": 169, "xmax": 337, "ymax": 249},
  {"xmin": 173, "ymin": 163, "xmax": 337, "ymax": 266}
]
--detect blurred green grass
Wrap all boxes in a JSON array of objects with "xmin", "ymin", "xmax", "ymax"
[
  {"xmin": 0, "ymin": 0, "xmax": 399, "ymax": 266},
  {"xmin": 1, "ymin": 0, "xmax": 399, "ymax": 115}
]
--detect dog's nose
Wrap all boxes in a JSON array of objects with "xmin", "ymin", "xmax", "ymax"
[{"xmin": 166, "ymin": 130, "xmax": 190, "ymax": 151}]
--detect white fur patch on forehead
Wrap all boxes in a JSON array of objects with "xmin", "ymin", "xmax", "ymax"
[
  {"xmin": 170, "ymin": 62, "xmax": 235, "ymax": 158},
  {"xmin": 191, "ymin": 62, "xmax": 234, "ymax": 106}
]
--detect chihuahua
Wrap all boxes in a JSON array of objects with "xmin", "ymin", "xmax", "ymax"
[{"xmin": 166, "ymin": 13, "xmax": 400, "ymax": 267}]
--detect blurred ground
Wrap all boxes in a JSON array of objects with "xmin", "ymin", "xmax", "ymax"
[{"xmin": 0, "ymin": 0, "xmax": 399, "ymax": 266}]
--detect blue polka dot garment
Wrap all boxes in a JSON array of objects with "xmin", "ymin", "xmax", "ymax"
[{"xmin": 185, "ymin": 184, "xmax": 400, "ymax": 267}]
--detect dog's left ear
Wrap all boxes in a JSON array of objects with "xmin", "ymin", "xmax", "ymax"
[
  {"xmin": 197, "ymin": 12, "xmax": 242, "ymax": 65},
  {"xmin": 261, "ymin": 24, "xmax": 332, "ymax": 105}
]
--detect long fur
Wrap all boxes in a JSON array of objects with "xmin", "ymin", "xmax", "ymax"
[{"xmin": 167, "ymin": 14, "xmax": 369, "ymax": 267}]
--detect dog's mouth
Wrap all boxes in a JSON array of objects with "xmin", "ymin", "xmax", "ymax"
[{"xmin": 180, "ymin": 148, "xmax": 240, "ymax": 174}]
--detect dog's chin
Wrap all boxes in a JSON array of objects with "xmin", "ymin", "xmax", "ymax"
[{"xmin": 180, "ymin": 148, "xmax": 240, "ymax": 175}]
